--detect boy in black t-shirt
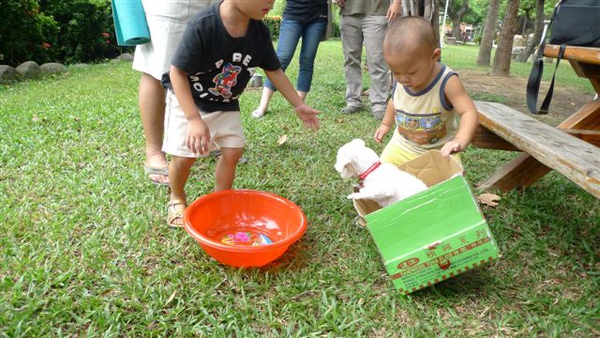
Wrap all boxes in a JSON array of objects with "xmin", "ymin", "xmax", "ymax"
[{"xmin": 161, "ymin": 0, "xmax": 320, "ymax": 227}]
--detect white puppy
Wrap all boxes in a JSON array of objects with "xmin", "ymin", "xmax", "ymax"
[{"xmin": 334, "ymin": 139, "xmax": 428, "ymax": 207}]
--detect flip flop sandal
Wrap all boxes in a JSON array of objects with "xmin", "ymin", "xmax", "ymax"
[
  {"xmin": 167, "ymin": 200, "xmax": 187, "ymax": 228},
  {"xmin": 145, "ymin": 166, "xmax": 169, "ymax": 186}
]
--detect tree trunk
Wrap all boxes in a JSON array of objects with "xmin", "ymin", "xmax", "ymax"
[
  {"xmin": 477, "ymin": 0, "xmax": 501, "ymax": 67},
  {"xmin": 451, "ymin": 0, "xmax": 470, "ymax": 41},
  {"xmin": 430, "ymin": 0, "xmax": 440, "ymax": 47},
  {"xmin": 516, "ymin": 0, "xmax": 545, "ymax": 62},
  {"xmin": 492, "ymin": 0, "xmax": 521, "ymax": 76}
]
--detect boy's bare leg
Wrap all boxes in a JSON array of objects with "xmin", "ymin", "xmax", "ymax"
[
  {"xmin": 139, "ymin": 73, "xmax": 168, "ymax": 183},
  {"xmin": 214, "ymin": 147, "xmax": 243, "ymax": 191},
  {"xmin": 169, "ymin": 156, "xmax": 196, "ymax": 203}
]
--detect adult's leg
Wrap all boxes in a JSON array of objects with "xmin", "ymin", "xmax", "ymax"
[
  {"xmin": 263, "ymin": 18, "xmax": 303, "ymax": 92},
  {"xmin": 214, "ymin": 147, "xmax": 244, "ymax": 191},
  {"xmin": 297, "ymin": 91, "xmax": 307, "ymax": 101},
  {"xmin": 254, "ymin": 18, "xmax": 303, "ymax": 117},
  {"xmin": 296, "ymin": 19, "xmax": 327, "ymax": 94},
  {"xmin": 252, "ymin": 87, "xmax": 276, "ymax": 118},
  {"xmin": 340, "ymin": 14, "xmax": 365, "ymax": 113},
  {"xmin": 139, "ymin": 73, "xmax": 169, "ymax": 183},
  {"xmin": 362, "ymin": 15, "xmax": 389, "ymax": 118}
]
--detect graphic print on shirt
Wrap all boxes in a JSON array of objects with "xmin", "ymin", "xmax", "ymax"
[
  {"xmin": 208, "ymin": 63, "xmax": 242, "ymax": 99},
  {"xmin": 396, "ymin": 107, "xmax": 446, "ymax": 145}
]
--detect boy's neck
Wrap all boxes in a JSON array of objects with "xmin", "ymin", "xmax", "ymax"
[{"xmin": 219, "ymin": 1, "xmax": 250, "ymax": 38}]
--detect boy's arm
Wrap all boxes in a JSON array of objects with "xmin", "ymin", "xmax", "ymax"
[
  {"xmin": 442, "ymin": 75, "xmax": 479, "ymax": 157},
  {"xmin": 374, "ymin": 100, "xmax": 395, "ymax": 143},
  {"xmin": 264, "ymin": 69, "xmax": 320, "ymax": 131},
  {"xmin": 170, "ymin": 65, "xmax": 210, "ymax": 155}
]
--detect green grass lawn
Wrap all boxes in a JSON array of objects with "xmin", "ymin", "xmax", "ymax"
[{"xmin": 1, "ymin": 41, "xmax": 598, "ymax": 337}]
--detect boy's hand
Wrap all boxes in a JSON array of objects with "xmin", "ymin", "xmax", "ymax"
[
  {"xmin": 294, "ymin": 104, "xmax": 320, "ymax": 131},
  {"xmin": 186, "ymin": 117, "xmax": 211, "ymax": 155},
  {"xmin": 374, "ymin": 124, "xmax": 391, "ymax": 143},
  {"xmin": 440, "ymin": 139, "xmax": 465, "ymax": 157}
]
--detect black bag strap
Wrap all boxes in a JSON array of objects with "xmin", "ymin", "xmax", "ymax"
[
  {"xmin": 527, "ymin": 17, "xmax": 553, "ymax": 114},
  {"xmin": 527, "ymin": 43, "xmax": 566, "ymax": 114},
  {"xmin": 541, "ymin": 45, "xmax": 565, "ymax": 114},
  {"xmin": 526, "ymin": 46, "xmax": 546, "ymax": 114}
]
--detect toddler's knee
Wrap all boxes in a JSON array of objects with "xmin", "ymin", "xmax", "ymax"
[
  {"xmin": 220, "ymin": 148, "xmax": 244, "ymax": 163},
  {"xmin": 172, "ymin": 155, "xmax": 196, "ymax": 167}
]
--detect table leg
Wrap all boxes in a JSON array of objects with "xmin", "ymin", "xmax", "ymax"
[{"xmin": 477, "ymin": 100, "xmax": 600, "ymax": 192}]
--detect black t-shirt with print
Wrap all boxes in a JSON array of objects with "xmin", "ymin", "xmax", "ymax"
[{"xmin": 162, "ymin": 2, "xmax": 281, "ymax": 112}]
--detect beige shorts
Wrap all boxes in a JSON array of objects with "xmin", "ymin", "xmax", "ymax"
[
  {"xmin": 380, "ymin": 135, "xmax": 462, "ymax": 167},
  {"xmin": 132, "ymin": 0, "xmax": 211, "ymax": 80},
  {"xmin": 162, "ymin": 91, "xmax": 245, "ymax": 158}
]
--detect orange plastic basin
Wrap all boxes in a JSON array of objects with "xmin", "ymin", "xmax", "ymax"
[{"xmin": 183, "ymin": 190, "xmax": 307, "ymax": 267}]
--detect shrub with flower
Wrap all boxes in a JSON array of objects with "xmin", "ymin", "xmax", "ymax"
[{"xmin": 263, "ymin": 16, "xmax": 282, "ymax": 40}]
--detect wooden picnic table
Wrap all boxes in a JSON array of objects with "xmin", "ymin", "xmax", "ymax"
[{"xmin": 472, "ymin": 45, "xmax": 600, "ymax": 199}]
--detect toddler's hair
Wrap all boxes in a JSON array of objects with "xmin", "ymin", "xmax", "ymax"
[{"xmin": 385, "ymin": 16, "xmax": 437, "ymax": 52}]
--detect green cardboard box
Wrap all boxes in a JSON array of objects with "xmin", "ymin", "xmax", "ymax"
[{"xmin": 356, "ymin": 151, "xmax": 499, "ymax": 294}]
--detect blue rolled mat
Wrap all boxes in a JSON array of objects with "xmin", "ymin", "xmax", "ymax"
[{"xmin": 111, "ymin": 0, "xmax": 151, "ymax": 46}]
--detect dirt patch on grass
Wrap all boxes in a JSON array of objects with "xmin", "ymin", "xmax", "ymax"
[{"xmin": 460, "ymin": 69, "xmax": 591, "ymax": 126}]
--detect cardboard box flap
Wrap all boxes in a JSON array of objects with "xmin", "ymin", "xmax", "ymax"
[{"xmin": 398, "ymin": 150, "xmax": 464, "ymax": 187}]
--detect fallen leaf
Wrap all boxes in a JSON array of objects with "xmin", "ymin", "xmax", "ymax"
[
  {"xmin": 277, "ymin": 134, "xmax": 287, "ymax": 146},
  {"xmin": 164, "ymin": 291, "xmax": 176, "ymax": 306},
  {"xmin": 477, "ymin": 193, "xmax": 501, "ymax": 207}
]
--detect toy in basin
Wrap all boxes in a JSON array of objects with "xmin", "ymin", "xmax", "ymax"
[{"xmin": 183, "ymin": 190, "xmax": 307, "ymax": 267}]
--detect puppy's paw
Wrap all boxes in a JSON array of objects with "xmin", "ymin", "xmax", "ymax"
[
  {"xmin": 347, "ymin": 192, "xmax": 366, "ymax": 200},
  {"xmin": 347, "ymin": 192, "xmax": 359, "ymax": 200}
]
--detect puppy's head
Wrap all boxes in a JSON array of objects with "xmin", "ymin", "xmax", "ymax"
[{"xmin": 334, "ymin": 139, "xmax": 367, "ymax": 179}]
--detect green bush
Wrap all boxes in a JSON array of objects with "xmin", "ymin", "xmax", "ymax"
[
  {"xmin": 0, "ymin": 0, "xmax": 51, "ymax": 65},
  {"xmin": 264, "ymin": 16, "xmax": 282, "ymax": 40},
  {"xmin": 41, "ymin": 0, "xmax": 125, "ymax": 64},
  {"xmin": 331, "ymin": 21, "xmax": 340, "ymax": 39},
  {"xmin": 0, "ymin": 0, "xmax": 129, "ymax": 66}
]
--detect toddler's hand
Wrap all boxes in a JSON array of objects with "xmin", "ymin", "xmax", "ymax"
[
  {"xmin": 186, "ymin": 117, "xmax": 211, "ymax": 155},
  {"xmin": 294, "ymin": 104, "xmax": 320, "ymax": 131},
  {"xmin": 440, "ymin": 140, "xmax": 464, "ymax": 157},
  {"xmin": 374, "ymin": 124, "xmax": 391, "ymax": 143}
]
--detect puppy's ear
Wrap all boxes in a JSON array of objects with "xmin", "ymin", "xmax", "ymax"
[{"xmin": 342, "ymin": 162, "xmax": 356, "ymax": 177}]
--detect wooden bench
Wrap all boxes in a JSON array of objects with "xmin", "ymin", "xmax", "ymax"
[{"xmin": 472, "ymin": 101, "xmax": 600, "ymax": 198}]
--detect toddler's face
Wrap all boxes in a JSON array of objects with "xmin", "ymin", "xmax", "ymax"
[{"xmin": 385, "ymin": 46, "xmax": 440, "ymax": 92}]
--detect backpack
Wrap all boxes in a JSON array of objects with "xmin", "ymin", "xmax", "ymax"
[{"xmin": 526, "ymin": 0, "xmax": 600, "ymax": 114}]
